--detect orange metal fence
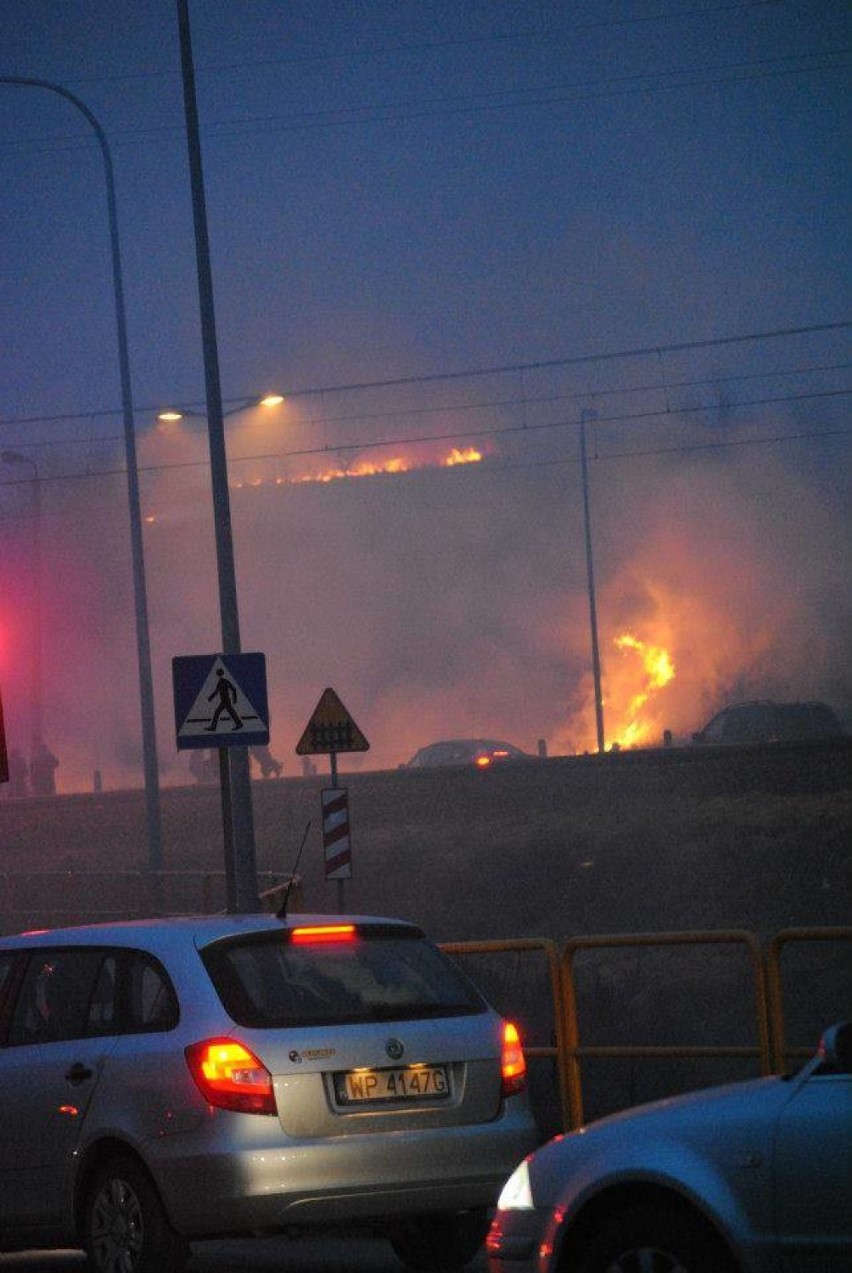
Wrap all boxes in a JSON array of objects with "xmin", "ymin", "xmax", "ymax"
[
  {"xmin": 558, "ymin": 930, "xmax": 771, "ymax": 1128},
  {"xmin": 766, "ymin": 926, "xmax": 852, "ymax": 1071},
  {"xmin": 443, "ymin": 927, "xmax": 850, "ymax": 1131},
  {"xmin": 441, "ymin": 937, "xmax": 569, "ymax": 1129}
]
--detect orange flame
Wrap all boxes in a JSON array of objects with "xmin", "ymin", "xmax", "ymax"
[
  {"xmin": 609, "ymin": 632, "xmax": 676, "ymax": 749},
  {"xmin": 231, "ymin": 446, "xmax": 483, "ymax": 489},
  {"xmin": 443, "ymin": 447, "xmax": 483, "ymax": 467}
]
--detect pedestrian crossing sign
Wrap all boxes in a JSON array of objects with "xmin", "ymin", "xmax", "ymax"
[{"xmin": 172, "ymin": 653, "xmax": 269, "ymax": 750}]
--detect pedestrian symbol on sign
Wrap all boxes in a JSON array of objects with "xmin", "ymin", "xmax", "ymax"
[
  {"xmin": 172, "ymin": 653, "xmax": 269, "ymax": 750},
  {"xmin": 207, "ymin": 669, "xmax": 243, "ymax": 732}
]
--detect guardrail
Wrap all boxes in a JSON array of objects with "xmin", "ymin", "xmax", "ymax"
[
  {"xmin": 443, "ymin": 926, "xmax": 850, "ymax": 1131},
  {"xmin": 559, "ymin": 930, "xmax": 771, "ymax": 1128},
  {"xmin": 441, "ymin": 937, "xmax": 570, "ymax": 1130},
  {"xmin": 766, "ymin": 926, "xmax": 852, "ymax": 1070}
]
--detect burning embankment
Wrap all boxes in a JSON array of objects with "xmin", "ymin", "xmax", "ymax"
[{"xmin": 1, "ymin": 420, "xmax": 848, "ymax": 793}]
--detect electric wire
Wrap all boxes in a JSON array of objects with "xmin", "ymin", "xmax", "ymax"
[
  {"xmin": 1, "ymin": 403, "xmax": 848, "ymax": 494},
  {"xmin": 2, "ymin": 319, "xmax": 848, "ymax": 431},
  {"xmin": 3, "ymin": 48, "xmax": 847, "ymax": 156}
]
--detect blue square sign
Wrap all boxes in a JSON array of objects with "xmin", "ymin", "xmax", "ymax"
[{"xmin": 173, "ymin": 652, "xmax": 269, "ymax": 750}]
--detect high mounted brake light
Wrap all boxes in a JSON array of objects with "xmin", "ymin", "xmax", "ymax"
[
  {"xmin": 290, "ymin": 924, "xmax": 356, "ymax": 944},
  {"xmin": 500, "ymin": 1020, "xmax": 527, "ymax": 1097},
  {"xmin": 185, "ymin": 1039, "xmax": 275, "ymax": 1115}
]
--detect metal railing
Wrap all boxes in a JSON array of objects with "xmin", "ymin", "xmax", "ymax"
[
  {"xmin": 559, "ymin": 929, "xmax": 771, "ymax": 1128},
  {"xmin": 443, "ymin": 927, "xmax": 849, "ymax": 1131},
  {"xmin": 766, "ymin": 926, "xmax": 852, "ymax": 1070},
  {"xmin": 441, "ymin": 937, "xmax": 570, "ymax": 1128}
]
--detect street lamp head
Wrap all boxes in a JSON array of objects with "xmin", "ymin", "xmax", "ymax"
[{"xmin": 157, "ymin": 394, "xmax": 283, "ymax": 424}]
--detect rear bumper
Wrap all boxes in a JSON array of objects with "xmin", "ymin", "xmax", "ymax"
[{"xmin": 150, "ymin": 1108, "xmax": 536, "ymax": 1237}]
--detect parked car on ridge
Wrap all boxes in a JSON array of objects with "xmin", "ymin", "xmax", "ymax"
[
  {"xmin": 406, "ymin": 739, "xmax": 535, "ymax": 769},
  {"xmin": 691, "ymin": 699, "xmax": 844, "ymax": 746}
]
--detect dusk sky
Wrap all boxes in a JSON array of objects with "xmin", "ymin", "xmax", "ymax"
[{"xmin": 1, "ymin": 1, "xmax": 849, "ymax": 792}]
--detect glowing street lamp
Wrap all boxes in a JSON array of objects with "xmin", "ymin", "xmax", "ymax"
[{"xmin": 156, "ymin": 394, "xmax": 284, "ymax": 425}]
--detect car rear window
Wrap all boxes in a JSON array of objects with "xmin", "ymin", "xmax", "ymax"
[{"xmin": 201, "ymin": 926, "xmax": 486, "ymax": 1028}]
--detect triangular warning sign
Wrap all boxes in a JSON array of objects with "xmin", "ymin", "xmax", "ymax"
[
  {"xmin": 179, "ymin": 657, "xmax": 264, "ymax": 741},
  {"xmin": 296, "ymin": 688, "xmax": 370, "ymax": 755}
]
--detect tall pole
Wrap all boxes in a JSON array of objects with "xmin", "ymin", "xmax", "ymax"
[
  {"xmin": 0, "ymin": 78, "xmax": 163, "ymax": 876},
  {"xmin": 0, "ymin": 452, "xmax": 42, "ymax": 758},
  {"xmin": 176, "ymin": 0, "xmax": 258, "ymax": 912},
  {"xmin": 580, "ymin": 410, "xmax": 605, "ymax": 754}
]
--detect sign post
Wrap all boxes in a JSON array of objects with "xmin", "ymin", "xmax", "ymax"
[
  {"xmin": 173, "ymin": 653, "xmax": 269, "ymax": 912},
  {"xmin": 0, "ymin": 686, "xmax": 8, "ymax": 786},
  {"xmin": 296, "ymin": 688, "xmax": 369, "ymax": 912}
]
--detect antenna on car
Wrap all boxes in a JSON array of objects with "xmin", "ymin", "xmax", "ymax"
[{"xmin": 277, "ymin": 820, "xmax": 311, "ymax": 919}]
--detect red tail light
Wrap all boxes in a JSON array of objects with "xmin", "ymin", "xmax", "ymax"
[
  {"xmin": 185, "ymin": 1038, "xmax": 275, "ymax": 1114},
  {"xmin": 501, "ymin": 1020, "xmax": 527, "ymax": 1097},
  {"xmin": 290, "ymin": 924, "xmax": 356, "ymax": 944}
]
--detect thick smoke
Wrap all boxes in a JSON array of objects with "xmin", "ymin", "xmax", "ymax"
[{"xmin": 1, "ymin": 409, "xmax": 848, "ymax": 793}]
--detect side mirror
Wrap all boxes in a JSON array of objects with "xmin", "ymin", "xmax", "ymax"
[{"xmin": 817, "ymin": 1022, "xmax": 852, "ymax": 1074}]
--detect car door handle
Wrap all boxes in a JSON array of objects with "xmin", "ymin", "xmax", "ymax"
[{"xmin": 66, "ymin": 1062, "xmax": 94, "ymax": 1085}]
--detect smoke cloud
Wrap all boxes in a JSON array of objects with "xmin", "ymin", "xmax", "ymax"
[{"xmin": 1, "ymin": 400, "xmax": 848, "ymax": 794}]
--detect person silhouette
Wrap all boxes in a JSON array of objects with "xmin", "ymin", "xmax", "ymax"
[{"xmin": 206, "ymin": 669, "xmax": 243, "ymax": 731}]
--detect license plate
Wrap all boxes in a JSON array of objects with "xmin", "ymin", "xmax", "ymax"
[{"xmin": 335, "ymin": 1064, "xmax": 450, "ymax": 1104}]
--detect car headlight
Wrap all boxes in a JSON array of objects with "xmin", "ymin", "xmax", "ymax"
[{"xmin": 496, "ymin": 1157, "xmax": 534, "ymax": 1211}]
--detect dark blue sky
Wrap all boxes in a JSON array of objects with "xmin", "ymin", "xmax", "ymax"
[{"xmin": 1, "ymin": 2, "xmax": 849, "ymax": 792}]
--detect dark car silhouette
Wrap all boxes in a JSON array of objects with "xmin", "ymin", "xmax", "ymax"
[
  {"xmin": 406, "ymin": 740, "xmax": 534, "ymax": 769},
  {"xmin": 692, "ymin": 699, "xmax": 843, "ymax": 745}
]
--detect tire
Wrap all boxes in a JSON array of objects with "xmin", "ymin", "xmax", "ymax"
[
  {"xmin": 83, "ymin": 1155, "xmax": 189, "ymax": 1273},
  {"xmin": 572, "ymin": 1204, "xmax": 735, "ymax": 1273},
  {"xmin": 388, "ymin": 1208, "xmax": 488, "ymax": 1272}
]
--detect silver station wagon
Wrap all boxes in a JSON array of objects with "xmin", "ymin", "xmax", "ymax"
[{"xmin": 0, "ymin": 914, "xmax": 537, "ymax": 1273}]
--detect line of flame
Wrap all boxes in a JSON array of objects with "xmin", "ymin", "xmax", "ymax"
[{"xmin": 229, "ymin": 446, "xmax": 484, "ymax": 489}]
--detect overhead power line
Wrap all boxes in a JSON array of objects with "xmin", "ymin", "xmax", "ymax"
[
  {"xmin": 3, "ymin": 49, "xmax": 848, "ymax": 156},
  {"xmin": 2, "ymin": 318, "xmax": 849, "ymax": 431},
  {"xmin": 11, "ymin": 3, "xmax": 816, "ymax": 89},
  {"xmin": 2, "ymin": 395, "xmax": 848, "ymax": 493}
]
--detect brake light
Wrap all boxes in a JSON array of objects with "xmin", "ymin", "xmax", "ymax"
[
  {"xmin": 501, "ymin": 1020, "xmax": 527, "ymax": 1097},
  {"xmin": 290, "ymin": 924, "xmax": 356, "ymax": 944},
  {"xmin": 185, "ymin": 1038, "xmax": 275, "ymax": 1114}
]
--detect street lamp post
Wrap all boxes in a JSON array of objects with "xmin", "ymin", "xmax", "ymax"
[
  {"xmin": 175, "ymin": 0, "xmax": 260, "ymax": 912},
  {"xmin": 1, "ymin": 77, "xmax": 163, "ymax": 879},
  {"xmin": 154, "ymin": 394, "xmax": 283, "ymax": 913},
  {"xmin": 580, "ymin": 409, "xmax": 606, "ymax": 754},
  {"xmin": 1, "ymin": 450, "xmax": 43, "ymax": 762}
]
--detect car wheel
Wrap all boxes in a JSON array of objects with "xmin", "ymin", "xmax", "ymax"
[
  {"xmin": 84, "ymin": 1155, "xmax": 189, "ymax": 1273},
  {"xmin": 388, "ymin": 1208, "xmax": 488, "ymax": 1272},
  {"xmin": 572, "ymin": 1204, "xmax": 735, "ymax": 1273}
]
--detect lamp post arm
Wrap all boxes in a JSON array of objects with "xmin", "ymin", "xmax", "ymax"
[{"xmin": 1, "ymin": 76, "xmax": 163, "ymax": 876}]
